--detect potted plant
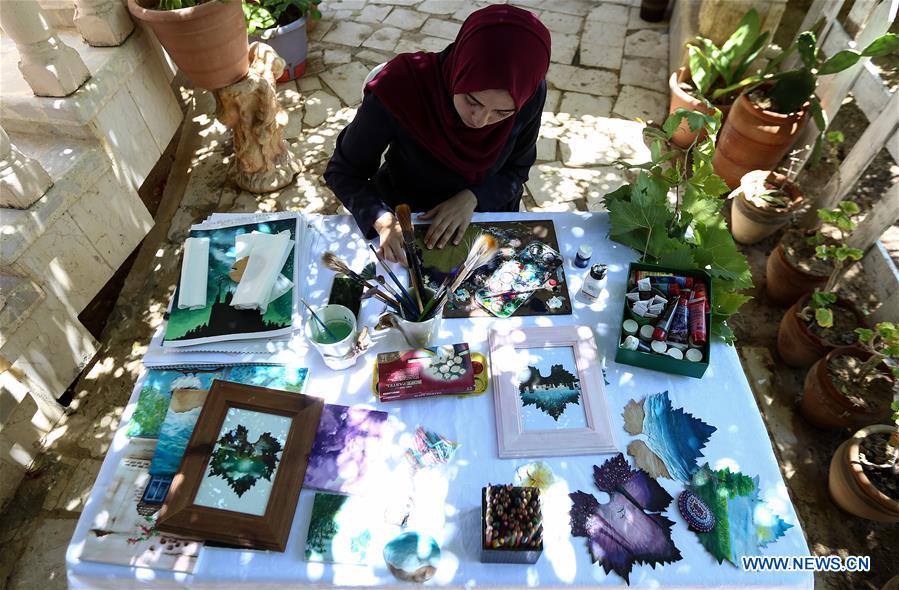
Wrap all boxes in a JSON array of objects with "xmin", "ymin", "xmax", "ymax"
[
  {"xmin": 711, "ymin": 29, "xmax": 899, "ymax": 188},
  {"xmin": 605, "ymin": 108, "xmax": 753, "ymax": 343},
  {"xmin": 828, "ymin": 400, "xmax": 899, "ymax": 522},
  {"xmin": 766, "ymin": 200, "xmax": 860, "ymax": 306},
  {"xmin": 128, "ymin": 0, "xmax": 249, "ymax": 91},
  {"xmin": 244, "ymin": 0, "xmax": 322, "ymax": 82},
  {"xmin": 728, "ymin": 169, "xmax": 803, "ymax": 244},
  {"xmin": 668, "ymin": 9, "xmax": 769, "ymax": 148},
  {"xmin": 801, "ymin": 323, "xmax": 897, "ymax": 430}
]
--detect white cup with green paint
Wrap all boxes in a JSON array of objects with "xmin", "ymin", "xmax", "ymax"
[{"xmin": 305, "ymin": 304, "xmax": 358, "ymax": 369}]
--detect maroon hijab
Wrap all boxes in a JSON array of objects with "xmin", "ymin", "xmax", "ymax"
[{"xmin": 365, "ymin": 5, "xmax": 551, "ymax": 184}]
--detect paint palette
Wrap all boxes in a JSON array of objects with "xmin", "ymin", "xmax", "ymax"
[{"xmin": 475, "ymin": 242, "xmax": 563, "ymax": 318}]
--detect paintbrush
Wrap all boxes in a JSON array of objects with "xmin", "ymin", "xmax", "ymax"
[
  {"xmin": 300, "ymin": 298, "xmax": 339, "ymax": 342},
  {"xmin": 376, "ymin": 276, "xmax": 418, "ymax": 318},
  {"xmin": 368, "ymin": 244, "xmax": 419, "ymax": 318},
  {"xmin": 321, "ymin": 252, "xmax": 401, "ymax": 311},
  {"xmin": 421, "ymin": 233, "xmax": 499, "ymax": 319},
  {"xmin": 395, "ymin": 204, "xmax": 425, "ymax": 314}
]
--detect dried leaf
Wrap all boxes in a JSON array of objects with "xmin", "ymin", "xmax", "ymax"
[
  {"xmin": 622, "ymin": 399, "xmax": 646, "ymax": 435},
  {"xmin": 627, "ymin": 440, "xmax": 672, "ymax": 480}
]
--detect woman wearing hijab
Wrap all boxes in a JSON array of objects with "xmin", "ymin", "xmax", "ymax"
[{"xmin": 324, "ymin": 5, "xmax": 552, "ymax": 265}]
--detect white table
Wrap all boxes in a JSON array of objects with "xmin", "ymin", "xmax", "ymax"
[{"xmin": 67, "ymin": 212, "xmax": 813, "ymax": 589}]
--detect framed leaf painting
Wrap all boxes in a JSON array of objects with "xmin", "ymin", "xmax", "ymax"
[
  {"xmin": 489, "ymin": 325, "xmax": 617, "ymax": 458},
  {"xmin": 156, "ymin": 380, "xmax": 323, "ymax": 551}
]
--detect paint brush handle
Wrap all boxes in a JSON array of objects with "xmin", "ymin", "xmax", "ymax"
[
  {"xmin": 368, "ymin": 244, "xmax": 419, "ymax": 318},
  {"xmin": 300, "ymin": 299, "xmax": 338, "ymax": 342}
]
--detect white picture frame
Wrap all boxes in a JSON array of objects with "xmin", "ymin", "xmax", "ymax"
[{"xmin": 489, "ymin": 325, "xmax": 617, "ymax": 458}]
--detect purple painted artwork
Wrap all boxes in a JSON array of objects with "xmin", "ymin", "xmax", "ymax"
[
  {"xmin": 569, "ymin": 453, "xmax": 682, "ymax": 584},
  {"xmin": 303, "ymin": 404, "xmax": 388, "ymax": 494}
]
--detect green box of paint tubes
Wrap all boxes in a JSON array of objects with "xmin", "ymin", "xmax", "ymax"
[{"xmin": 614, "ymin": 262, "xmax": 711, "ymax": 379}]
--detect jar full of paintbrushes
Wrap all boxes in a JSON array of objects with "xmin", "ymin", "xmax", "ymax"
[{"xmin": 387, "ymin": 287, "xmax": 442, "ymax": 348}]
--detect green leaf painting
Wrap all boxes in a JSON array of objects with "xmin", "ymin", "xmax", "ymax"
[
  {"xmin": 688, "ymin": 465, "xmax": 792, "ymax": 566},
  {"xmin": 127, "ymin": 369, "xmax": 224, "ymax": 438}
]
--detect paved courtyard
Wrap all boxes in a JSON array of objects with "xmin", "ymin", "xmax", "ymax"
[{"xmin": 0, "ymin": 1, "xmax": 720, "ymax": 587}]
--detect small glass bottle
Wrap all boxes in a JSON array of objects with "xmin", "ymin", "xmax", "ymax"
[
  {"xmin": 579, "ymin": 264, "xmax": 607, "ymax": 301},
  {"xmin": 574, "ymin": 245, "xmax": 592, "ymax": 268}
]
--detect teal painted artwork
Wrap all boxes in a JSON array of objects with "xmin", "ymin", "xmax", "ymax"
[
  {"xmin": 623, "ymin": 391, "xmax": 716, "ymax": 482},
  {"xmin": 514, "ymin": 346, "xmax": 587, "ymax": 430},
  {"xmin": 127, "ymin": 368, "xmax": 224, "ymax": 438},
  {"xmin": 223, "ymin": 365, "xmax": 308, "ymax": 392},
  {"xmin": 688, "ymin": 464, "xmax": 792, "ymax": 566},
  {"xmin": 164, "ymin": 216, "xmax": 296, "ymax": 344}
]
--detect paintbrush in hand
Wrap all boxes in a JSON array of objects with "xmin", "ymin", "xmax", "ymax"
[
  {"xmin": 421, "ymin": 233, "xmax": 499, "ymax": 319},
  {"xmin": 395, "ymin": 204, "xmax": 425, "ymax": 314},
  {"xmin": 321, "ymin": 252, "xmax": 401, "ymax": 311}
]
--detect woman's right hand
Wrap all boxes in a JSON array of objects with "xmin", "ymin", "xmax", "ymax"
[{"xmin": 373, "ymin": 211, "xmax": 407, "ymax": 266}]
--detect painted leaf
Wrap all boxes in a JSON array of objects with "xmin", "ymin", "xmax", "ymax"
[
  {"xmin": 208, "ymin": 425, "xmax": 283, "ymax": 497},
  {"xmin": 688, "ymin": 465, "xmax": 792, "ymax": 565},
  {"xmin": 627, "ymin": 440, "xmax": 672, "ymax": 480},
  {"xmin": 622, "ymin": 399, "xmax": 646, "ymax": 435},
  {"xmin": 570, "ymin": 454, "xmax": 682, "ymax": 583},
  {"xmin": 639, "ymin": 391, "xmax": 717, "ymax": 482}
]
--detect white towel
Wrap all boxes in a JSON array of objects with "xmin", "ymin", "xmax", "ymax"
[
  {"xmin": 177, "ymin": 237, "xmax": 210, "ymax": 310},
  {"xmin": 234, "ymin": 231, "xmax": 294, "ymax": 308},
  {"xmin": 231, "ymin": 231, "xmax": 293, "ymax": 313}
]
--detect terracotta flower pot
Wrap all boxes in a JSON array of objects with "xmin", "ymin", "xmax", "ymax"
[
  {"xmin": 829, "ymin": 425, "xmax": 899, "ymax": 523},
  {"xmin": 667, "ymin": 68, "xmax": 728, "ymax": 149},
  {"xmin": 730, "ymin": 171, "xmax": 804, "ymax": 244},
  {"xmin": 765, "ymin": 240, "xmax": 827, "ymax": 306},
  {"xmin": 712, "ymin": 92, "xmax": 809, "ymax": 189},
  {"xmin": 801, "ymin": 347, "xmax": 893, "ymax": 429},
  {"xmin": 128, "ymin": 0, "xmax": 249, "ymax": 91},
  {"xmin": 776, "ymin": 295, "xmax": 865, "ymax": 368}
]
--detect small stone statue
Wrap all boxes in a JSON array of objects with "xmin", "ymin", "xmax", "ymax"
[{"xmin": 216, "ymin": 42, "xmax": 301, "ymax": 193}]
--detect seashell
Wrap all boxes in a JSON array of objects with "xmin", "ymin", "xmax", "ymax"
[{"xmin": 383, "ymin": 532, "xmax": 440, "ymax": 583}]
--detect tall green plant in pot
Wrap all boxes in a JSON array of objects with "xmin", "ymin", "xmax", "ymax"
[
  {"xmin": 712, "ymin": 29, "xmax": 899, "ymax": 188},
  {"xmin": 244, "ymin": 0, "xmax": 321, "ymax": 81},
  {"xmin": 604, "ymin": 108, "xmax": 753, "ymax": 343},
  {"xmin": 669, "ymin": 9, "xmax": 769, "ymax": 148}
]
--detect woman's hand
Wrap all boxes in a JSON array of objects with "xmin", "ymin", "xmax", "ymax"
[
  {"xmin": 420, "ymin": 189, "xmax": 477, "ymax": 249},
  {"xmin": 374, "ymin": 211, "xmax": 407, "ymax": 266}
]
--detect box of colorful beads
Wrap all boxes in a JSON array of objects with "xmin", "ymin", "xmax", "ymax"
[
  {"xmin": 481, "ymin": 484, "xmax": 543, "ymax": 564},
  {"xmin": 614, "ymin": 263, "xmax": 712, "ymax": 379}
]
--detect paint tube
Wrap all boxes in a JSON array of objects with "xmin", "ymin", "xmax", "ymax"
[
  {"xmin": 636, "ymin": 271, "xmax": 694, "ymax": 289},
  {"xmin": 668, "ymin": 292, "xmax": 690, "ymax": 344},
  {"xmin": 652, "ymin": 285, "xmax": 681, "ymax": 341},
  {"xmin": 689, "ymin": 282, "xmax": 708, "ymax": 346},
  {"xmin": 648, "ymin": 275, "xmax": 694, "ymax": 292}
]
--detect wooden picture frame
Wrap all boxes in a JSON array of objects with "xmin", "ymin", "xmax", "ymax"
[
  {"xmin": 489, "ymin": 325, "xmax": 617, "ymax": 458},
  {"xmin": 156, "ymin": 380, "xmax": 323, "ymax": 551}
]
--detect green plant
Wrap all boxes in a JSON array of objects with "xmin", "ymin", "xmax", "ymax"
[
  {"xmin": 156, "ymin": 0, "xmax": 201, "ymax": 9},
  {"xmin": 604, "ymin": 108, "xmax": 753, "ymax": 344},
  {"xmin": 687, "ymin": 9, "xmax": 770, "ymax": 104},
  {"xmin": 243, "ymin": 0, "xmax": 321, "ymax": 35},
  {"xmin": 854, "ymin": 322, "xmax": 899, "ymax": 380},
  {"xmin": 714, "ymin": 29, "xmax": 898, "ymax": 163},
  {"xmin": 800, "ymin": 201, "xmax": 863, "ymax": 328},
  {"xmin": 890, "ymin": 400, "xmax": 899, "ymax": 466}
]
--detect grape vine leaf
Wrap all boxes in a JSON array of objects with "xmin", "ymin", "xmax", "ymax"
[
  {"xmin": 569, "ymin": 454, "xmax": 682, "ymax": 584},
  {"xmin": 691, "ymin": 223, "xmax": 753, "ymax": 286},
  {"xmin": 638, "ymin": 391, "xmax": 717, "ymax": 482}
]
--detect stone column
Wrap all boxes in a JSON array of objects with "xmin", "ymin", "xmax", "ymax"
[
  {"xmin": 0, "ymin": 0, "xmax": 91, "ymax": 97},
  {"xmin": 0, "ymin": 127, "xmax": 53, "ymax": 209},
  {"xmin": 74, "ymin": 0, "xmax": 135, "ymax": 47}
]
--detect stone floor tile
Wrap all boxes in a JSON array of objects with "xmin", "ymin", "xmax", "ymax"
[
  {"xmin": 308, "ymin": 20, "xmax": 333, "ymax": 42},
  {"xmin": 536, "ymin": 136, "xmax": 558, "ymax": 162},
  {"xmin": 555, "ymin": 115, "xmax": 651, "ymax": 166},
  {"xmin": 421, "ymin": 18, "xmax": 461, "ymax": 40},
  {"xmin": 326, "ymin": 0, "xmax": 366, "ymax": 10},
  {"xmin": 368, "ymin": 0, "xmax": 422, "ymax": 6},
  {"xmin": 539, "ymin": 11, "xmax": 583, "ymax": 34},
  {"xmin": 323, "ymin": 48, "xmax": 352, "ymax": 65},
  {"xmin": 528, "ymin": 162, "xmax": 626, "ymax": 207},
  {"xmin": 624, "ymin": 29, "xmax": 669, "ymax": 60},
  {"xmin": 303, "ymin": 90, "xmax": 342, "ymax": 128},
  {"xmin": 7, "ymin": 518, "xmax": 75, "ymax": 590},
  {"xmin": 355, "ymin": 49, "xmax": 393, "ymax": 64},
  {"xmin": 559, "ymin": 92, "xmax": 614, "ymax": 119},
  {"xmin": 544, "ymin": 88, "xmax": 562, "ymax": 113},
  {"xmin": 515, "ymin": 0, "xmax": 593, "ymax": 17},
  {"xmin": 320, "ymin": 62, "xmax": 372, "ymax": 106},
  {"xmin": 452, "ymin": 2, "xmax": 490, "ymax": 22},
  {"xmin": 586, "ymin": 3, "xmax": 630, "ymax": 24},
  {"xmin": 418, "ymin": 0, "xmax": 464, "ymax": 14},
  {"xmin": 612, "ymin": 84, "xmax": 667, "ymax": 124},
  {"xmin": 579, "ymin": 38, "xmax": 624, "ymax": 70},
  {"xmin": 551, "ymin": 33, "xmax": 579, "ymax": 65},
  {"xmin": 321, "ymin": 21, "xmax": 373, "ymax": 47},
  {"xmin": 395, "ymin": 35, "xmax": 449, "ymax": 54},
  {"xmin": 627, "ymin": 6, "xmax": 669, "ymax": 30},
  {"xmin": 582, "ymin": 20, "xmax": 626, "ymax": 48},
  {"xmin": 362, "ymin": 27, "xmax": 403, "ymax": 52},
  {"xmin": 620, "ymin": 56, "xmax": 668, "ymax": 90},
  {"xmin": 298, "ymin": 76, "xmax": 323, "ymax": 92},
  {"xmin": 356, "ymin": 4, "xmax": 393, "ymax": 23},
  {"xmin": 546, "ymin": 64, "xmax": 618, "ymax": 96},
  {"xmin": 384, "ymin": 7, "xmax": 428, "ymax": 30}
]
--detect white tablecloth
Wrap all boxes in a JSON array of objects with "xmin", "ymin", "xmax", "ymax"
[{"xmin": 66, "ymin": 212, "xmax": 813, "ymax": 589}]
